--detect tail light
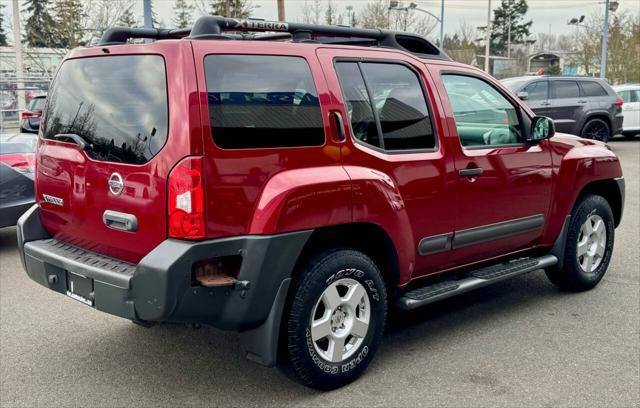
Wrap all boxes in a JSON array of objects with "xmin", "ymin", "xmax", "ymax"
[
  {"xmin": 168, "ymin": 156, "xmax": 205, "ymax": 239},
  {"xmin": 0, "ymin": 153, "xmax": 35, "ymax": 176},
  {"xmin": 20, "ymin": 110, "xmax": 41, "ymax": 120},
  {"xmin": 615, "ymin": 98, "xmax": 624, "ymax": 107}
]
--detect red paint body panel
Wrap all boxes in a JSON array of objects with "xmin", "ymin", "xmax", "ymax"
[{"xmin": 34, "ymin": 39, "xmax": 624, "ymax": 283}]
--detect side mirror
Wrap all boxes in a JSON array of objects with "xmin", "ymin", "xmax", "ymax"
[
  {"xmin": 517, "ymin": 91, "xmax": 529, "ymax": 100},
  {"xmin": 529, "ymin": 116, "xmax": 555, "ymax": 143}
]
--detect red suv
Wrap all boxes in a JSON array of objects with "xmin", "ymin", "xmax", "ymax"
[{"xmin": 18, "ymin": 17, "xmax": 624, "ymax": 390}]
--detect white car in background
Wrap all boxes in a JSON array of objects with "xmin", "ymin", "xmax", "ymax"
[{"xmin": 613, "ymin": 84, "xmax": 640, "ymax": 138}]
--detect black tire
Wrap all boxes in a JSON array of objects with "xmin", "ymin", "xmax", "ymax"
[
  {"xmin": 581, "ymin": 118, "xmax": 611, "ymax": 142},
  {"xmin": 545, "ymin": 195, "xmax": 615, "ymax": 291},
  {"xmin": 279, "ymin": 249, "xmax": 387, "ymax": 390}
]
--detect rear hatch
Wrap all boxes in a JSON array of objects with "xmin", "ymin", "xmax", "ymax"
[{"xmin": 36, "ymin": 52, "xmax": 188, "ymax": 263}]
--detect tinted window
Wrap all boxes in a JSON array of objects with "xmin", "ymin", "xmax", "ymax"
[
  {"xmin": 361, "ymin": 63, "xmax": 434, "ymax": 150},
  {"xmin": 442, "ymin": 74, "xmax": 522, "ymax": 147},
  {"xmin": 553, "ymin": 81, "xmax": 580, "ymax": 99},
  {"xmin": 335, "ymin": 63, "xmax": 380, "ymax": 148},
  {"xmin": 42, "ymin": 56, "xmax": 168, "ymax": 165},
  {"xmin": 204, "ymin": 55, "xmax": 324, "ymax": 149},
  {"xmin": 335, "ymin": 62, "xmax": 435, "ymax": 151},
  {"xmin": 524, "ymin": 81, "xmax": 548, "ymax": 100},
  {"xmin": 580, "ymin": 81, "xmax": 608, "ymax": 97}
]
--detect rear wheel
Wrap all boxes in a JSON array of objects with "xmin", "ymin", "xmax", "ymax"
[
  {"xmin": 279, "ymin": 249, "xmax": 387, "ymax": 390},
  {"xmin": 581, "ymin": 118, "xmax": 611, "ymax": 142},
  {"xmin": 546, "ymin": 195, "xmax": 615, "ymax": 291}
]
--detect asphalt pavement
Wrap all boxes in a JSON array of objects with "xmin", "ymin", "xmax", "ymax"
[{"xmin": 1, "ymin": 139, "xmax": 638, "ymax": 407}]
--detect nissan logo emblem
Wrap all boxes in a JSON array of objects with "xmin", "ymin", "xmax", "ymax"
[{"xmin": 108, "ymin": 173, "xmax": 124, "ymax": 196}]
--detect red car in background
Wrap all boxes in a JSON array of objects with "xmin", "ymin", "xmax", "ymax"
[{"xmin": 20, "ymin": 95, "xmax": 46, "ymax": 134}]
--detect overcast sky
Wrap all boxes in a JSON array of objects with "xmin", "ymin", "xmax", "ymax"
[
  {"xmin": 150, "ymin": 0, "xmax": 639, "ymax": 40},
  {"xmin": 4, "ymin": 0, "xmax": 639, "ymax": 44}
]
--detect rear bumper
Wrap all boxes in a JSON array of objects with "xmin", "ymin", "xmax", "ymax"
[
  {"xmin": 613, "ymin": 114, "xmax": 624, "ymax": 135},
  {"xmin": 17, "ymin": 205, "xmax": 310, "ymax": 331},
  {"xmin": 0, "ymin": 199, "xmax": 35, "ymax": 228}
]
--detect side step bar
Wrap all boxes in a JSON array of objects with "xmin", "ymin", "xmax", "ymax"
[{"xmin": 397, "ymin": 255, "xmax": 558, "ymax": 310}]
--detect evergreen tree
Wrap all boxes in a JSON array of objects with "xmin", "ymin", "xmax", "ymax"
[
  {"xmin": 173, "ymin": 0, "xmax": 194, "ymax": 29},
  {"xmin": 23, "ymin": 0, "xmax": 57, "ymax": 47},
  {"xmin": 487, "ymin": 0, "xmax": 533, "ymax": 56},
  {"xmin": 0, "ymin": 4, "xmax": 8, "ymax": 47},
  {"xmin": 210, "ymin": 0, "xmax": 252, "ymax": 19},
  {"xmin": 118, "ymin": 6, "xmax": 138, "ymax": 27},
  {"xmin": 52, "ymin": 0, "xmax": 85, "ymax": 48}
]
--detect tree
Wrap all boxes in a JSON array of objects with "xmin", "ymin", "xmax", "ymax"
[
  {"xmin": 23, "ymin": 0, "xmax": 57, "ymax": 47},
  {"xmin": 485, "ymin": 0, "xmax": 533, "ymax": 57},
  {"xmin": 173, "ymin": 0, "xmax": 194, "ymax": 28},
  {"xmin": 0, "ymin": 3, "xmax": 8, "ymax": 47},
  {"xmin": 209, "ymin": 0, "xmax": 252, "ymax": 19},
  {"xmin": 52, "ymin": 0, "xmax": 86, "ymax": 48},
  {"xmin": 443, "ymin": 22, "xmax": 479, "ymax": 65},
  {"xmin": 324, "ymin": 0, "xmax": 337, "ymax": 25},
  {"xmin": 118, "ymin": 6, "xmax": 138, "ymax": 27},
  {"xmin": 302, "ymin": 0, "xmax": 323, "ymax": 24},
  {"xmin": 359, "ymin": 0, "xmax": 390, "ymax": 30}
]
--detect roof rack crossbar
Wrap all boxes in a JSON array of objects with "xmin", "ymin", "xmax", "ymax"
[{"xmin": 99, "ymin": 15, "xmax": 450, "ymax": 61}]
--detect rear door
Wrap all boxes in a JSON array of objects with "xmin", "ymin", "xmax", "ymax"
[
  {"xmin": 36, "ymin": 43, "xmax": 198, "ymax": 263},
  {"xmin": 548, "ymin": 79, "xmax": 583, "ymax": 134},
  {"xmin": 317, "ymin": 48, "xmax": 457, "ymax": 279}
]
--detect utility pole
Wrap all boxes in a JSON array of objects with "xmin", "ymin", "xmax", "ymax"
[
  {"xmin": 507, "ymin": 0, "xmax": 512, "ymax": 59},
  {"xmin": 12, "ymin": 0, "xmax": 25, "ymax": 111},
  {"xmin": 600, "ymin": 0, "xmax": 610, "ymax": 80},
  {"xmin": 484, "ymin": 0, "xmax": 491, "ymax": 73},
  {"xmin": 143, "ymin": 0, "xmax": 153, "ymax": 29},
  {"xmin": 277, "ymin": 0, "xmax": 285, "ymax": 21},
  {"xmin": 439, "ymin": 0, "xmax": 444, "ymax": 48}
]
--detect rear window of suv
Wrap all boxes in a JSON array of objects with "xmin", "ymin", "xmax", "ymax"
[
  {"xmin": 41, "ymin": 55, "xmax": 168, "ymax": 165},
  {"xmin": 204, "ymin": 55, "xmax": 325, "ymax": 149}
]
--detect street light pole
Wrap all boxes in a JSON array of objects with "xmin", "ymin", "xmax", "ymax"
[
  {"xmin": 484, "ymin": 0, "xmax": 491, "ymax": 73},
  {"xmin": 143, "ymin": 0, "xmax": 153, "ymax": 29}
]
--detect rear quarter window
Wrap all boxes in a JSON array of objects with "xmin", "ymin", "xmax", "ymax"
[
  {"xmin": 204, "ymin": 55, "xmax": 325, "ymax": 149},
  {"xmin": 41, "ymin": 55, "xmax": 168, "ymax": 165},
  {"xmin": 580, "ymin": 81, "xmax": 608, "ymax": 97}
]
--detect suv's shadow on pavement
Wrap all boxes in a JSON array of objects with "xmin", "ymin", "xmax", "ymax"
[{"xmin": 0, "ymin": 224, "xmax": 578, "ymax": 402}]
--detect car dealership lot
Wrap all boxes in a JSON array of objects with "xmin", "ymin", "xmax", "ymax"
[{"xmin": 1, "ymin": 140, "xmax": 638, "ymax": 407}]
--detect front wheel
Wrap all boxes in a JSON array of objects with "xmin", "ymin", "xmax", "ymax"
[
  {"xmin": 279, "ymin": 249, "xmax": 388, "ymax": 390},
  {"xmin": 546, "ymin": 195, "xmax": 615, "ymax": 291},
  {"xmin": 581, "ymin": 118, "xmax": 611, "ymax": 142}
]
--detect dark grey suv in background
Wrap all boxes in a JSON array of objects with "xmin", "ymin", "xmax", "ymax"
[{"xmin": 502, "ymin": 76, "xmax": 624, "ymax": 142}]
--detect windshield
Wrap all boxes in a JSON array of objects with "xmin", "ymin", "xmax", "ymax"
[{"xmin": 41, "ymin": 55, "xmax": 168, "ymax": 165}]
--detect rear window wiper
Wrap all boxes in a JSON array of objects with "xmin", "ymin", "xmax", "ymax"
[{"xmin": 54, "ymin": 133, "xmax": 93, "ymax": 151}]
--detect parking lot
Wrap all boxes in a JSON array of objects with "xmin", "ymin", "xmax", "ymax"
[{"xmin": 0, "ymin": 139, "xmax": 637, "ymax": 407}]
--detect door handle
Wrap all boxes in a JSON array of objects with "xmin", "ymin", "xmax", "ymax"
[
  {"xmin": 331, "ymin": 111, "xmax": 346, "ymax": 142},
  {"xmin": 578, "ymin": 99, "xmax": 588, "ymax": 104},
  {"xmin": 459, "ymin": 167, "xmax": 483, "ymax": 177},
  {"xmin": 540, "ymin": 102, "xmax": 551, "ymax": 106},
  {"xmin": 103, "ymin": 210, "xmax": 138, "ymax": 232}
]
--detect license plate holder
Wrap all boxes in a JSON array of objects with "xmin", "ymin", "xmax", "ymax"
[{"xmin": 66, "ymin": 271, "xmax": 94, "ymax": 306}]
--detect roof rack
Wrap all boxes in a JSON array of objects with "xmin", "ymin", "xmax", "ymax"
[{"xmin": 99, "ymin": 16, "xmax": 450, "ymax": 61}]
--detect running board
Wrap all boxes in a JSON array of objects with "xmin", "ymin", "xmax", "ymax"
[{"xmin": 397, "ymin": 255, "xmax": 558, "ymax": 310}]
